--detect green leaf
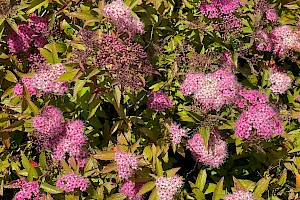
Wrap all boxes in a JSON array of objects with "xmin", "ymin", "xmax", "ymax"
[
  {"xmin": 196, "ymin": 169, "xmax": 207, "ymax": 192},
  {"xmin": 4, "ymin": 71, "xmax": 18, "ymax": 83},
  {"xmin": 39, "ymin": 152, "xmax": 47, "ymax": 170},
  {"xmin": 93, "ymin": 151, "xmax": 115, "ymax": 160},
  {"xmin": 114, "ymin": 85, "xmax": 122, "ymax": 108},
  {"xmin": 0, "ymin": 120, "xmax": 24, "ymax": 132},
  {"xmin": 40, "ymin": 182, "xmax": 63, "ymax": 194},
  {"xmin": 137, "ymin": 181, "xmax": 155, "ymax": 196},
  {"xmin": 73, "ymin": 80, "xmax": 86, "ymax": 100},
  {"xmin": 67, "ymin": 11, "xmax": 99, "ymax": 21},
  {"xmin": 26, "ymin": 0, "xmax": 48, "ymax": 14},
  {"xmin": 156, "ymin": 159, "xmax": 163, "ymax": 177},
  {"xmin": 277, "ymin": 170, "xmax": 287, "ymax": 186},
  {"xmin": 6, "ymin": 18, "xmax": 18, "ymax": 33},
  {"xmin": 21, "ymin": 152, "xmax": 38, "ymax": 180},
  {"xmin": 56, "ymin": 69, "xmax": 80, "ymax": 81},
  {"xmin": 212, "ymin": 177, "xmax": 224, "ymax": 200},
  {"xmin": 253, "ymin": 176, "xmax": 271, "ymax": 198},
  {"xmin": 61, "ymin": 159, "xmax": 73, "ymax": 174},
  {"xmin": 39, "ymin": 48, "xmax": 54, "ymax": 64},
  {"xmin": 199, "ymin": 127, "xmax": 210, "ymax": 149},
  {"xmin": 166, "ymin": 167, "xmax": 180, "ymax": 178},
  {"xmin": 149, "ymin": 188, "xmax": 159, "ymax": 200},
  {"xmin": 106, "ymin": 193, "xmax": 127, "ymax": 200}
]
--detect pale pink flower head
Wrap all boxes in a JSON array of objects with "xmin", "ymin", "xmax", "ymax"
[
  {"xmin": 169, "ymin": 123, "xmax": 187, "ymax": 145},
  {"xmin": 155, "ymin": 175, "xmax": 183, "ymax": 200},
  {"xmin": 225, "ymin": 190, "xmax": 254, "ymax": 200},
  {"xmin": 119, "ymin": 180, "xmax": 144, "ymax": 200},
  {"xmin": 269, "ymin": 71, "xmax": 292, "ymax": 94},
  {"xmin": 33, "ymin": 63, "xmax": 68, "ymax": 94},
  {"xmin": 12, "ymin": 178, "xmax": 44, "ymax": 200},
  {"xmin": 33, "ymin": 105, "xmax": 64, "ymax": 137},
  {"xmin": 270, "ymin": 25, "xmax": 300, "ymax": 57},
  {"xmin": 187, "ymin": 129, "xmax": 227, "ymax": 168},
  {"xmin": 180, "ymin": 72, "xmax": 205, "ymax": 96},
  {"xmin": 114, "ymin": 151, "xmax": 139, "ymax": 179},
  {"xmin": 147, "ymin": 91, "xmax": 174, "ymax": 112},
  {"xmin": 235, "ymin": 88, "xmax": 268, "ymax": 109},
  {"xmin": 56, "ymin": 172, "xmax": 89, "ymax": 192},
  {"xmin": 102, "ymin": 0, "xmax": 144, "ymax": 37}
]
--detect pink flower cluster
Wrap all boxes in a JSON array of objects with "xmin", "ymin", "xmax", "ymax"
[
  {"xmin": 269, "ymin": 71, "xmax": 292, "ymax": 94},
  {"xmin": 13, "ymin": 77, "xmax": 40, "ymax": 97},
  {"xmin": 198, "ymin": 0, "xmax": 244, "ymax": 35},
  {"xmin": 102, "ymin": 0, "xmax": 144, "ymax": 37},
  {"xmin": 56, "ymin": 172, "xmax": 89, "ymax": 192},
  {"xmin": 114, "ymin": 151, "xmax": 139, "ymax": 179},
  {"xmin": 94, "ymin": 33, "xmax": 153, "ymax": 90},
  {"xmin": 13, "ymin": 63, "xmax": 68, "ymax": 97},
  {"xmin": 155, "ymin": 175, "xmax": 183, "ymax": 200},
  {"xmin": 147, "ymin": 91, "xmax": 174, "ymax": 112},
  {"xmin": 8, "ymin": 14, "xmax": 47, "ymax": 53},
  {"xmin": 220, "ymin": 51, "xmax": 236, "ymax": 70},
  {"xmin": 256, "ymin": 25, "xmax": 300, "ymax": 57},
  {"xmin": 33, "ymin": 63, "xmax": 69, "ymax": 94},
  {"xmin": 33, "ymin": 106, "xmax": 87, "ymax": 164},
  {"xmin": 169, "ymin": 123, "xmax": 187, "ymax": 145},
  {"xmin": 234, "ymin": 89, "xmax": 283, "ymax": 139},
  {"xmin": 12, "ymin": 179, "xmax": 44, "ymax": 200},
  {"xmin": 180, "ymin": 68, "xmax": 238, "ymax": 112},
  {"xmin": 119, "ymin": 180, "xmax": 144, "ymax": 200},
  {"xmin": 187, "ymin": 129, "xmax": 227, "ymax": 168},
  {"xmin": 225, "ymin": 190, "xmax": 254, "ymax": 200}
]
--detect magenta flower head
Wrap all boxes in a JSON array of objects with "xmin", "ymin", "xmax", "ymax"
[
  {"xmin": 147, "ymin": 91, "xmax": 174, "ymax": 112},
  {"xmin": 114, "ymin": 151, "xmax": 139, "ymax": 179},
  {"xmin": 187, "ymin": 129, "xmax": 227, "ymax": 168},
  {"xmin": 225, "ymin": 190, "xmax": 254, "ymax": 200},
  {"xmin": 169, "ymin": 123, "xmax": 187, "ymax": 145},
  {"xmin": 56, "ymin": 172, "xmax": 89, "ymax": 192},
  {"xmin": 13, "ymin": 77, "xmax": 40, "ymax": 97},
  {"xmin": 33, "ymin": 105, "xmax": 64, "ymax": 137},
  {"xmin": 155, "ymin": 175, "xmax": 183, "ymax": 200},
  {"xmin": 269, "ymin": 71, "xmax": 292, "ymax": 94},
  {"xmin": 12, "ymin": 178, "xmax": 44, "ymax": 200},
  {"xmin": 119, "ymin": 180, "xmax": 144, "ymax": 200},
  {"xmin": 234, "ymin": 104, "xmax": 283, "ymax": 139}
]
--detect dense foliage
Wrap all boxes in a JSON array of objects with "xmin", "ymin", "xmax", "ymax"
[{"xmin": 1, "ymin": 0, "xmax": 300, "ymax": 199}]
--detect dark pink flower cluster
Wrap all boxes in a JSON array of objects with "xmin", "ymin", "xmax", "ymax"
[
  {"xmin": 234, "ymin": 89, "xmax": 283, "ymax": 139},
  {"xmin": 180, "ymin": 68, "xmax": 238, "ymax": 112},
  {"xmin": 225, "ymin": 190, "xmax": 254, "ymax": 200},
  {"xmin": 147, "ymin": 91, "xmax": 174, "ymax": 112},
  {"xmin": 94, "ymin": 33, "xmax": 153, "ymax": 90},
  {"xmin": 119, "ymin": 180, "xmax": 144, "ymax": 200},
  {"xmin": 56, "ymin": 172, "xmax": 89, "ymax": 192},
  {"xmin": 33, "ymin": 106, "xmax": 87, "ymax": 165},
  {"xmin": 256, "ymin": 25, "xmax": 300, "ymax": 57},
  {"xmin": 220, "ymin": 51, "xmax": 236, "ymax": 70},
  {"xmin": 13, "ymin": 77, "xmax": 40, "ymax": 97},
  {"xmin": 187, "ymin": 129, "xmax": 227, "ymax": 168},
  {"xmin": 198, "ymin": 0, "xmax": 244, "ymax": 35},
  {"xmin": 12, "ymin": 179, "xmax": 44, "ymax": 200},
  {"xmin": 102, "ymin": 0, "xmax": 144, "ymax": 37},
  {"xmin": 155, "ymin": 175, "xmax": 183, "ymax": 200},
  {"xmin": 254, "ymin": 0, "xmax": 277, "ymax": 22},
  {"xmin": 114, "ymin": 151, "xmax": 139, "ymax": 179},
  {"xmin": 169, "ymin": 123, "xmax": 187, "ymax": 145},
  {"xmin": 8, "ymin": 13, "xmax": 48, "ymax": 53}
]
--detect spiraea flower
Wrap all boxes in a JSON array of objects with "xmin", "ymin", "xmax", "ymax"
[
  {"xmin": 120, "ymin": 180, "xmax": 144, "ymax": 200},
  {"xmin": 102, "ymin": 0, "xmax": 144, "ymax": 37},
  {"xmin": 13, "ymin": 77, "xmax": 40, "ymax": 97},
  {"xmin": 147, "ymin": 91, "xmax": 174, "ymax": 112},
  {"xmin": 114, "ymin": 151, "xmax": 139, "ymax": 179},
  {"xmin": 255, "ymin": 30, "xmax": 272, "ymax": 52},
  {"xmin": 234, "ymin": 104, "xmax": 283, "ymax": 139},
  {"xmin": 266, "ymin": 8, "xmax": 277, "ymax": 21},
  {"xmin": 169, "ymin": 123, "xmax": 187, "ymax": 145},
  {"xmin": 220, "ymin": 51, "xmax": 236, "ymax": 70},
  {"xmin": 56, "ymin": 172, "xmax": 89, "ymax": 192},
  {"xmin": 12, "ymin": 179, "xmax": 44, "ymax": 200},
  {"xmin": 187, "ymin": 129, "xmax": 227, "ymax": 168},
  {"xmin": 33, "ymin": 63, "xmax": 69, "ymax": 94},
  {"xmin": 181, "ymin": 68, "xmax": 238, "ymax": 112},
  {"xmin": 269, "ymin": 71, "xmax": 292, "ymax": 94},
  {"xmin": 270, "ymin": 25, "xmax": 300, "ymax": 57},
  {"xmin": 225, "ymin": 190, "xmax": 254, "ymax": 200},
  {"xmin": 155, "ymin": 175, "xmax": 183, "ymax": 200},
  {"xmin": 235, "ymin": 88, "xmax": 268, "ymax": 109}
]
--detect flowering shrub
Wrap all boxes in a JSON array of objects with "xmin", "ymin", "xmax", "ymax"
[{"xmin": 1, "ymin": 0, "xmax": 300, "ymax": 199}]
